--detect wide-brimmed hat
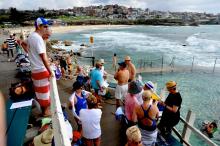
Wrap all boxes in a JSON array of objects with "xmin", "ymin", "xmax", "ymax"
[
  {"xmin": 33, "ymin": 128, "xmax": 53, "ymax": 146},
  {"xmin": 118, "ymin": 61, "xmax": 126, "ymax": 68},
  {"xmin": 128, "ymin": 81, "xmax": 142, "ymax": 94},
  {"xmin": 166, "ymin": 81, "xmax": 177, "ymax": 89},
  {"xmin": 144, "ymin": 81, "xmax": 155, "ymax": 91},
  {"xmin": 124, "ymin": 56, "xmax": 131, "ymax": 61},
  {"xmin": 99, "ymin": 59, "xmax": 105, "ymax": 64}
]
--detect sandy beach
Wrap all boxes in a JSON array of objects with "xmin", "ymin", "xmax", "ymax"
[{"xmin": 4, "ymin": 25, "xmax": 129, "ymax": 36}]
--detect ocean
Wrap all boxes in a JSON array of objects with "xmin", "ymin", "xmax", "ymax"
[{"xmin": 51, "ymin": 25, "xmax": 220, "ymax": 145}]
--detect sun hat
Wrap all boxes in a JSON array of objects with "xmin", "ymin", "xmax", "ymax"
[
  {"xmin": 145, "ymin": 81, "xmax": 155, "ymax": 91},
  {"xmin": 99, "ymin": 59, "xmax": 105, "ymax": 64},
  {"xmin": 166, "ymin": 81, "xmax": 177, "ymax": 89},
  {"xmin": 142, "ymin": 90, "xmax": 152, "ymax": 101},
  {"xmin": 128, "ymin": 81, "xmax": 142, "ymax": 94},
  {"xmin": 118, "ymin": 61, "xmax": 126, "ymax": 68},
  {"xmin": 126, "ymin": 126, "xmax": 141, "ymax": 143},
  {"xmin": 34, "ymin": 17, "xmax": 49, "ymax": 28},
  {"xmin": 124, "ymin": 56, "xmax": 131, "ymax": 61},
  {"xmin": 33, "ymin": 128, "xmax": 53, "ymax": 146}
]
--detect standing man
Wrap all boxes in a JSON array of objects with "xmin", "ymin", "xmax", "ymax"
[
  {"xmin": 158, "ymin": 81, "xmax": 182, "ymax": 137},
  {"xmin": 114, "ymin": 62, "xmax": 129, "ymax": 108},
  {"xmin": 6, "ymin": 34, "xmax": 16, "ymax": 61},
  {"xmin": 90, "ymin": 61, "xmax": 104, "ymax": 95},
  {"xmin": 27, "ymin": 17, "xmax": 53, "ymax": 116},
  {"xmin": 124, "ymin": 56, "xmax": 136, "ymax": 82}
]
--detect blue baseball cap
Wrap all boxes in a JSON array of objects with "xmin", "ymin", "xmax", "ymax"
[
  {"xmin": 118, "ymin": 61, "xmax": 126, "ymax": 67},
  {"xmin": 34, "ymin": 17, "xmax": 49, "ymax": 28}
]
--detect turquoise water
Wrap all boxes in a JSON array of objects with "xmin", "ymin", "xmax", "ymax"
[{"xmin": 51, "ymin": 25, "xmax": 220, "ymax": 145}]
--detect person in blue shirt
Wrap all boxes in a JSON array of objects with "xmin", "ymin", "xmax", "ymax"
[{"xmin": 90, "ymin": 61, "xmax": 104, "ymax": 94}]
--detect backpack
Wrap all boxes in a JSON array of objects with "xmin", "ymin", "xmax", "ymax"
[{"xmin": 9, "ymin": 79, "xmax": 34, "ymax": 102}]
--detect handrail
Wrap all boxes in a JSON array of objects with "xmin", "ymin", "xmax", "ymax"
[
  {"xmin": 172, "ymin": 127, "xmax": 191, "ymax": 146},
  {"xmin": 179, "ymin": 116, "xmax": 218, "ymax": 146},
  {"xmin": 50, "ymin": 75, "xmax": 71, "ymax": 146}
]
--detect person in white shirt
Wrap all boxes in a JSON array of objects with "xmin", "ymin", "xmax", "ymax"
[
  {"xmin": 27, "ymin": 17, "xmax": 53, "ymax": 116},
  {"xmin": 79, "ymin": 94, "xmax": 102, "ymax": 146}
]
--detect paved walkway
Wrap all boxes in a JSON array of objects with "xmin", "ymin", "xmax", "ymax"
[{"xmin": 0, "ymin": 53, "xmax": 123, "ymax": 146}]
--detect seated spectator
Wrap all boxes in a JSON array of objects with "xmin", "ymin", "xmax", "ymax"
[
  {"xmin": 75, "ymin": 65, "xmax": 87, "ymax": 77},
  {"xmin": 125, "ymin": 81, "xmax": 142, "ymax": 126},
  {"xmin": 1, "ymin": 41, "xmax": 8, "ymax": 54},
  {"xmin": 68, "ymin": 81, "xmax": 90, "ymax": 130},
  {"xmin": 133, "ymin": 90, "xmax": 159, "ymax": 146},
  {"xmin": 125, "ymin": 126, "xmax": 142, "ymax": 146},
  {"xmin": 59, "ymin": 56, "xmax": 67, "ymax": 79},
  {"xmin": 79, "ymin": 94, "xmax": 102, "ymax": 146},
  {"xmin": 67, "ymin": 55, "xmax": 73, "ymax": 79}
]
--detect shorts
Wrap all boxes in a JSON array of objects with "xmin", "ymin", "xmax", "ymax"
[{"xmin": 115, "ymin": 84, "xmax": 128, "ymax": 100}]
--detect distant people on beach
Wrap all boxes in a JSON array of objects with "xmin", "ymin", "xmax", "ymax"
[
  {"xmin": 114, "ymin": 61, "xmax": 129, "ymax": 109},
  {"xmin": 125, "ymin": 56, "xmax": 136, "ymax": 82},
  {"xmin": 125, "ymin": 126, "xmax": 142, "ymax": 146},
  {"xmin": 112, "ymin": 53, "xmax": 117, "ymax": 71},
  {"xmin": 133, "ymin": 90, "xmax": 159, "ymax": 146},
  {"xmin": 27, "ymin": 17, "xmax": 52, "ymax": 116},
  {"xmin": 79, "ymin": 94, "xmax": 102, "ymax": 146},
  {"xmin": 158, "ymin": 81, "xmax": 182, "ymax": 137},
  {"xmin": 6, "ymin": 34, "xmax": 16, "ymax": 61}
]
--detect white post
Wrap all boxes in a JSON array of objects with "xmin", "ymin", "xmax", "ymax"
[
  {"xmin": 182, "ymin": 110, "xmax": 196, "ymax": 144},
  {"xmin": 50, "ymin": 74, "xmax": 71, "ymax": 146}
]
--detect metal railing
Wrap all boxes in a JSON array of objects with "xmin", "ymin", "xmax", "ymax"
[
  {"xmin": 172, "ymin": 110, "xmax": 218, "ymax": 146},
  {"xmin": 50, "ymin": 74, "xmax": 71, "ymax": 146}
]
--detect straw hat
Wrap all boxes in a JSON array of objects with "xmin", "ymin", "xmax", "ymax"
[
  {"xmin": 124, "ymin": 56, "xmax": 131, "ymax": 61},
  {"xmin": 126, "ymin": 126, "xmax": 141, "ymax": 143},
  {"xmin": 142, "ymin": 90, "xmax": 152, "ymax": 101},
  {"xmin": 33, "ymin": 128, "xmax": 53, "ymax": 146},
  {"xmin": 166, "ymin": 81, "xmax": 177, "ymax": 89},
  {"xmin": 99, "ymin": 59, "xmax": 105, "ymax": 64},
  {"xmin": 128, "ymin": 81, "xmax": 142, "ymax": 94}
]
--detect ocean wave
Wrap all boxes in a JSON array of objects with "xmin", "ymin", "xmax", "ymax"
[{"xmin": 81, "ymin": 30, "xmax": 220, "ymax": 67}]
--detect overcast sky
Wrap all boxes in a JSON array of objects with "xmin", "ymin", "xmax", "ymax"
[{"xmin": 0, "ymin": 0, "xmax": 219, "ymax": 13}]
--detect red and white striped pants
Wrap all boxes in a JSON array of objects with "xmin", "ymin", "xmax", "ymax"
[{"xmin": 32, "ymin": 69, "xmax": 51, "ymax": 108}]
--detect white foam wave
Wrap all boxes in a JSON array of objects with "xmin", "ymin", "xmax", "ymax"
[{"xmin": 81, "ymin": 30, "xmax": 220, "ymax": 67}]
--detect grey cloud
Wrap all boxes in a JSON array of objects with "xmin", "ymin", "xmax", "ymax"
[{"xmin": 0, "ymin": 0, "xmax": 219, "ymax": 13}]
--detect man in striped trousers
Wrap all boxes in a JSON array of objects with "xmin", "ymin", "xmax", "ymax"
[{"xmin": 27, "ymin": 17, "xmax": 53, "ymax": 116}]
